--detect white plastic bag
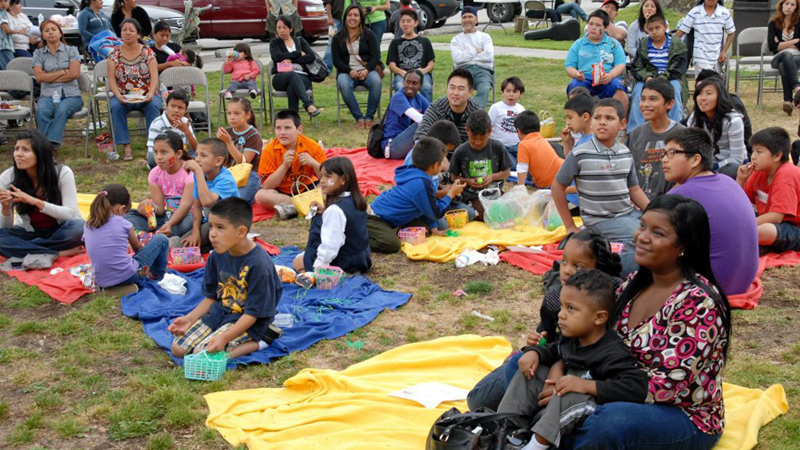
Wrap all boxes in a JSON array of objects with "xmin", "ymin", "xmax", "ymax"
[{"xmin": 479, "ymin": 187, "xmax": 525, "ymax": 229}]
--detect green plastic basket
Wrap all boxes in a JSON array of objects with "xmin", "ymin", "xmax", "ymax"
[{"xmin": 184, "ymin": 350, "xmax": 228, "ymax": 381}]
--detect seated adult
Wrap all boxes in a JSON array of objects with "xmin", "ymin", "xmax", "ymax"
[
  {"xmin": 626, "ymin": 0, "xmax": 663, "ymax": 58},
  {"xmin": 687, "ymin": 76, "xmax": 746, "ymax": 178},
  {"xmin": 107, "ymin": 18, "xmax": 162, "ymax": 161},
  {"xmin": 7, "ymin": 0, "xmax": 37, "ymax": 57},
  {"xmin": 387, "ymin": 9, "xmax": 434, "ymax": 102},
  {"xmin": 767, "ymin": 0, "xmax": 800, "ymax": 115},
  {"xmin": 0, "ymin": 130, "xmax": 84, "ymax": 259},
  {"xmin": 694, "ymin": 69, "xmax": 753, "ymax": 154},
  {"xmin": 77, "ymin": 0, "xmax": 113, "ymax": 49},
  {"xmin": 111, "ymin": 0, "xmax": 152, "ymax": 38},
  {"xmin": 255, "ymin": 109, "xmax": 326, "ymax": 220},
  {"xmin": 33, "ymin": 20, "xmax": 84, "ymax": 150},
  {"xmin": 270, "ymin": 15, "xmax": 321, "ymax": 117},
  {"xmin": 331, "ymin": 4, "xmax": 382, "ymax": 129},
  {"xmin": 151, "ymin": 20, "xmax": 184, "ymax": 72},
  {"xmin": 555, "ymin": 0, "xmax": 588, "ymax": 23},
  {"xmin": 566, "ymin": 10, "xmax": 628, "ymax": 113},
  {"xmin": 412, "ymin": 68, "xmax": 482, "ymax": 147},
  {"xmin": 381, "ymin": 70, "xmax": 430, "ymax": 160},
  {"xmin": 664, "ymin": 128, "xmax": 759, "ymax": 295},
  {"xmin": 597, "ymin": 0, "xmax": 628, "ymax": 42},
  {"xmin": 450, "ymin": 6, "xmax": 494, "ymax": 108}
]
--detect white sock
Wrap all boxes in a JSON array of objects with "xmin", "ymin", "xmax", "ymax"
[{"xmin": 521, "ymin": 435, "xmax": 550, "ymax": 450}]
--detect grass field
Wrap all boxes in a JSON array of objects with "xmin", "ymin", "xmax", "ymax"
[{"xmin": 1, "ymin": 37, "xmax": 800, "ymax": 449}]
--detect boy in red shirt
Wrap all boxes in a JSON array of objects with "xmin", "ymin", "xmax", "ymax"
[
  {"xmin": 514, "ymin": 111, "xmax": 563, "ymax": 188},
  {"xmin": 737, "ymin": 127, "xmax": 800, "ymax": 253}
]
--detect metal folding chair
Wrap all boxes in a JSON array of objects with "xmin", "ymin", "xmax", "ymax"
[
  {"xmin": 159, "ymin": 66, "xmax": 213, "ymax": 136},
  {"xmin": 266, "ymin": 61, "xmax": 319, "ymax": 130}
]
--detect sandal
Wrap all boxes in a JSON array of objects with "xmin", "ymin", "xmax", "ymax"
[
  {"xmin": 307, "ymin": 106, "xmax": 322, "ymax": 118},
  {"xmin": 356, "ymin": 119, "xmax": 366, "ymax": 129},
  {"xmin": 123, "ymin": 154, "xmax": 134, "ymax": 161}
]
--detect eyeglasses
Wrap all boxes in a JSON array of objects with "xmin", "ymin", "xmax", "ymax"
[{"xmin": 661, "ymin": 149, "xmax": 694, "ymax": 159}]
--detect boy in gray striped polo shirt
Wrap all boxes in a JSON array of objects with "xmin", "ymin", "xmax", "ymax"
[{"xmin": 552, "ymin": 99, "xmax": 651, "ymax": 275}]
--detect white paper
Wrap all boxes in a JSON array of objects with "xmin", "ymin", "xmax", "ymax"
[
  {"xmin": 388, "ymin": 383, "xmax": 469, "ymax": 409},
  {"xmin": 507, "ymin": 245, "xmax": 546, "ymax": 254}
]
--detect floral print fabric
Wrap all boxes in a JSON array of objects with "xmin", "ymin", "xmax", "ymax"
[{"xmin": 110, "ymin": 45, "xmax": 154, "ymax": 96}]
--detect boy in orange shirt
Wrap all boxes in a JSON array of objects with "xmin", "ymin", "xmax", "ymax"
[
  {"xmin": 255, "ymin": 110, "xmax": 326, "ymax": 219},
  {"xmin": 515, "ymin": 111, "xmax": 563, "ymax": 188}
]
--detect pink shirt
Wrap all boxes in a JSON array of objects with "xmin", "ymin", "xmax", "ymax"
[
  {"xmin": 148, "ymin": 166, "xmax": 193, "ymax": 211},
  {"xmin": 222, "ymin": 59, "xmax": 260, "ymax": 82}
]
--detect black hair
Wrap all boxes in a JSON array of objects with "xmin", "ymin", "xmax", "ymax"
[
  {"xmin": 199, "ymin": 138, "xmax": 229, "ymax": 162},
  {"xmin": 638, "ymin": 0, "xmax": 664, "ymax": 29},
  {"xmin": 614, "ymin": 195, "xmax": 732, "ymax": 358},
  {"xmin": 153, "ymin": 20, "xmax": 171, "ymax": 34},
  {"xmin": 448, "ymin": 68, "xmax": 474, "ymax": 90},
  {"xmin": 274, "ymin": 109, "xmax": 302, "ymax": 128},
  {"xmin": 750, "ymin": 127, "xmax": 791, "ymax": 163},
  {"xmin": 645, "ymin": 13, "xmax": 668, "ymax": 28},
  {"xmin": 233, "ymin": 42, "xmax": 254, "ymax": 61},
  {"xmin": 466, "ymin": 110, "xmax": 492, "ymax": 136},
  {"xmin": 182, "ymin": 48, "xmax": 203, "ymax": 69},
  {"xmin": 426, "ymin": 120, "xmax": 461, "ymax": 150},
  {"xmin": 564, "ymin": 93, "xmax": 595, "ymax": 116},
  {"xmin": 87, "ymin": 184, "xmax": 130, "ymax": 229},
  {"xmin": 399, "ymin": 8, "xmax": 419, "ymax": 21},
  {"xmin": 166, "ymin": 88, "xmax": 190, "ymax": 107},
  {"xmin": 696, "ymin": 0, "xmax": 723, "ymax": 6},
  {"xmin": 514, "ymin": 110, "xmax": 541, "ymax": 134},
  {"xmin": 500, "ymin": 76, "xmax": 525, "ymax": 94},
  {"xmin": 228, "ymin": 98, "xmax": 258, "ymax": 127},
  {"xmin": 568, "ymin": 86, "xmax": 592, "ymax": 99},
  {"xmin": 400, "ymin": 0, "xmax": 412, "ymax": 5},
  {"xmin": 9, "ymin": 0, "xmax": 21, "ymax": 6},
  {"xmin": 79, "ymin": 0, "xmax": 91, "ymax": 10},
  {"xmin": 564, "ymin": 269, "xmax": 617, "ymax": 314},
  {"xmin": 664, "ymin": 128, "xmax": 715, "ymax": 171},
  {"xmin": 588, "ymin": 9, "xmax": 610, "ymax": 27},
  {"xmin": 277, "ymin": 14, "xmax": 295, "ymax": 31},
  {"xmin": 411, "ymin": 137, "xmax": 446, "ymax": 170},
  {"xmin": 593, "ymin": 98, "xmax": 625, "ymax": 121},
  {"xmin": 642, "ymin": 78, "xmax": 675, "ymax": 104},
  {"xmin": 209, "ymin": 197, "xmax": 253, "ymax": 230},
  {"xmin": 695, "ymin": 69, "xmax": 722, "ymax": 85},
  {"xmin": 564, "ymin": 229, "xmax": 623, "ymax": 278},
  {"xmin": 691, "ymin": 77, "xmax": 735, "ymax": 155},
  {"xmin": 10, "ymin": 130, "xmax": 63, "ymax": 217},
  {"xmin": 404, "ymin": 69, "xmax": 424, "ymax": 82},
  {"xmin": 153, "ymin": 130, "xmax": 190, "ymax": 161},
  {"xmin": 319, "ymin": 157, "xmax": 367, "ymax": 211},
  {"xmin": 119, "ymin": 18, "xmax": 143, "ymax": 39}
]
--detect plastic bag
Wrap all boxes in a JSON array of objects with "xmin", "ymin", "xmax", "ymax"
[
  {"xmin": 522, "ymin": 189, "xmax": 563, "ymax": 231},
  {"xmin": 479, "ymin": 187, "xmax": 525, "ymax": 229}
]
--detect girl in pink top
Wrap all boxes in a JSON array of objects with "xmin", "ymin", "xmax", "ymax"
[{"xmin": 223, "ymin": 43, "xmax": 261, "ymax": 99}]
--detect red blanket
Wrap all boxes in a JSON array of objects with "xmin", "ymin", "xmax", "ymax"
[
  {"xmin": 0, "ymin": 239, "xmax": 280, "ymax": 304},
  {"xmin": 325, "ymin": 147, "xmax": 402, "ymax": 197},
  {"xmin": 253, "ymin": 203, "xmax": 275, "ymax": 222},
  {"xmin": 501, "ymin": 247, "xmax": 800, "ymax": 310}
]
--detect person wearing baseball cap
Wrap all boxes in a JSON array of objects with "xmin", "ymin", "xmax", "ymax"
[
  {"xmin": 599, "ymin": 0, "xmax": 628, "ymax": 42},
  {"xmin": 450, "ymin": 6, "xmax": 495, "ymax": 108}
]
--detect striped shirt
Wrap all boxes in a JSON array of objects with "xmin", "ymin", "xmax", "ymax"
[
  {"xmin": 647, "ymin": 36, "xmax": 671, "ymax": 74},
  {"xmin": 678, "ymin": 4, "xmax": 735, "ymax": 69},
  {"xmin": 555, "ymin": 137, "xmax": 639, "ymax": 226},
  {"xmin": 146, "ymin": 112, "xmax": 194, "ymax": 154}
]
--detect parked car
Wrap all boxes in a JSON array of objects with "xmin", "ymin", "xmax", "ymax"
[{"xmin": 140, "ymin": 0, "xmax": 328, "ymax": 43}]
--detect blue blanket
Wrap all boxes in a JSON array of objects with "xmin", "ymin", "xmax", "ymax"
[{"xmin": 121, "ymin": 247, "xmax": 412, "ymax": 368}]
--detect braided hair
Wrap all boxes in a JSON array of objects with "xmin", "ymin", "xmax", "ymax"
[{"xmin": 568, "ymin": 229, "xmax": 623, "ymax": 278}]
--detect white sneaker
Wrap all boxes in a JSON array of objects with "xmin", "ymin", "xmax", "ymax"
[{"xmin": 274, "ymin": 203, "xmax": 297, "ymax": 220}]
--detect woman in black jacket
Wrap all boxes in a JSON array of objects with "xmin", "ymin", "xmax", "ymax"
[
  {"xmin": 768, "ymin": 0, "xmax": 800, "ymax": 114},
  {"xmin": 111, "ymin": 0, "xmax": 152, "ymax": 38},
  {"xmin": 270, "ymin": 15, "xmax": 321, "ymax": 117},
  {"xmin": 332, "ymin": 4, "xmax": 382, "ymax": 129}
]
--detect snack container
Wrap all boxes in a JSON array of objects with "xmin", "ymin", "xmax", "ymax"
[
  {"xmin": 315, "ymin": 265, "xmax": 344, "ymax": 290},
  {"xmin": 398, "ymin": 227, "xmax": 426, "ymax": 245},
  {"xmin": 184, "ymin": 351, "xmax": 228, "ymax": 381},
  {"xmin": 170, "ymin": 247, "xmax": 202, "ymax": 265},
  {"xmin": 445, "ymin": 209, "xmax": 468, "ymax": 229}
]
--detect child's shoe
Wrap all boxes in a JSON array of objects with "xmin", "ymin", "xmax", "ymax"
[
  {"xmin": 224, "ymin": 91, "xmax": 233, "ymax": 99},
  {"xmin": 274, "ymin": 203, "xmax": 297, "ymax": 220},
  {"xmin": 249, "ymin": 89, "xmax": 258, "ymax": 99}
]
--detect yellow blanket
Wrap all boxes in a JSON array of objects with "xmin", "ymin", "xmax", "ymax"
[
  {"xmin": 77, "ymin": 193, "xmax": 137, "ymax": 220},
  {"xmin": 401, "ymin": 221, "xmax": 581, "ymax": 262},
  {"xmin": 204, "ymin": 336, "xmax": 788, "ymax": 450}
]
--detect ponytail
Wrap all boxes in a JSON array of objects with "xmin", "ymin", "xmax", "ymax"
[{"xmin": 87, "ymin": 184, "xmax": 131, "ymax": 229}]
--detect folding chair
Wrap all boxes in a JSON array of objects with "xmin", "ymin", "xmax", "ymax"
[
  {"xmin": 266, "ymin": 61, "xmax": 319, "ymax": 130},
  {"xmin": 0, "ymin": 70, "xmax": 34, "ymax": 138},
  {"xmin": 96, "ymin": 60, "xmax": 148, "ymax": 150},
  {"xmin": 523, "ymin": 1, "xmax": 550, "ymax": 30},
  {"xmin": 336, "ymin": 79, "xmax": 382, "ymax": 130},
  {"xmin": 3, "ymin": 57, "xmax": 34, "ymax": 101},
  {"xmin": 159, "ymin": 66, "xmax": 213, "ymax": 136},
  {"xmin": 734, "ymin": 27, "xmax": 769, "ymax": 96},
  {"xmin": 216, "ymin": 52, "xmax": 268, "ymax": 128},
  {"xmin": 56, "ymin": 73, "xmax": 96, "ymax": 158}
]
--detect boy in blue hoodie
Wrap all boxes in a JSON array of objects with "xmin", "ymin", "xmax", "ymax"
[{"xmin": 367, "ymin": 137, "xmax": 467, "ymax": 253}]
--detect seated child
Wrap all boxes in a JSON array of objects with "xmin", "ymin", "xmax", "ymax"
[
  {"xmin": 488, "ymin": 76, "xmax": 526, "ymax": 165},
  {"xmin": 223, "ymin": 42, "xmax": 260, "ymax": 99},
  {"xmin": 449, "ymin": 110, "xmax": 512, "ymax": 220},
  {"xmin": 125, "ymin": 131, "xmax": 195, "ymax": 238},
  {"xmin": 146, "ymin": 89, "xmax": 199, "ymax": 169},
  {"xmin": 515, "ymin": 110, "xmax": 563, "ymax": 188},
  {"xmin": 497, "ymin": 270, "xmax": 648, "ymax": 450},
  {"xmin": 84, "ymin": 184, "xmax": 169, "ymax": 292},
  {"xmin": 367, "ymin": 137, "xmax": 466, "ymax": 253},
  {"xmin": 166, "ymin": 48, "xmax": 203, "ymax": 68},
  {"xmin": 292, "ymin": 157, "xmax": 372, "ymax": 274},
  {"xmin": 560, "ymin": 92, "xmax": 595, "ymax": 156},
  {"xmin": 552, "ymin": 99, "xmax": 650, "ymax": 275},
  {"xmin": 175, "ymin": 138, "xmax": 240, "ymax": 253},
  {"xmin": 168, "ymin": 197, "xmax": 282, "ymax": 359},
  {"xmin": 737, "ymin": 127, "xmax": 800, "ymax": 253},
  {"xmin": 217, "ymin": 98, "xmax": 262, "ymax": 204}
]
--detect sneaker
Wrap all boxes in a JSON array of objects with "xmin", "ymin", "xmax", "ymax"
[
  {"xmin": 274, "ymin": 203, "xmax": 297, "ymax": 220},
  {"xmin": 224, "ymin": 91, "xmax": 233, "ymax": 99},
  {"xmin": 249, "ymin": 89, "xmax": 258, "ymax": 99}
]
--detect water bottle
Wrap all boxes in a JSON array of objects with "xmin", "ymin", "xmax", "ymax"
[
  {"xmin": 37, "ymin": 14, "xmax": 44, "ymax": 25},
  {"xmin": 160, "ymin": 83, "xmax": 168, "ymax": 100},
  {"xmin": 52, "ymin": 90, "xmax": 60, "ymax": 105},
  {"xmin": 107, "ymin": 150, "xmax": 119, "ymax": 161}
]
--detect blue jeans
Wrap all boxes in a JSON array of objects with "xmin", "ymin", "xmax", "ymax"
[
  {"xmin": 0, "ymin": 219, "xmax": 85, "ymax": 258},
  {"xmin": 36, "ymin": 96, "xmax": 83, "ymax": 145},
  {"xmin": 464, "ymin": 64, "xmax": 494, "ymax": 108},
  {"xmin": 562, "ymin": 402, "xmax": 721, "ymax": 450},
  {"xmin": 123, "ymin": 210, "xmax": 194, "ymax": 238},
  {"xmin": 14, "ymin": 49, "xmax": 32, "ymax": 58},
  {"xmin": 324, "ymin": 19, "xmax": 342, "ymax": 71},
  {"xmin": 109, "ymin": 95, "xmax": 163, "ymax": 145},
  {"xmin": 0, "ymin": 49, "xmax": 14, "ymax": 70},
  {"xmin": 367, "ymin": 19, "xmax": 386, "ymax": 44},
  {"xmin": 437, "ymin": 202, "xmax": 478, "ymax": 230},
  {"xmin": 627, "ymin": 80, "xmax": 684, "ymax": 132},
  {"xmin": 337, "ymin": 70, "xmax": 382, "ymax": 121},
  {"xmin": 227, "ymin": 80, "xmax": 258, "ymax": 93},
  {"xmin": 385, "ymin": 122, "xmax": 418, "ymax": 160},
  {"xmin": 556, "ymin": 3, "xmax": 588, "ymax": 21},
  {"xmin": 393, "ymin": 73, "xmax": 433, "ymax": 102},
  {"xmin": 238, "ymin": 171, "xmax": 261, "ymax": 204},
  {"xmin": 116, "ymin": 234, "xmax": 170, "ymax": 286},
  {"xmin": 503, "ymin": 352, "xmax": 523, "ymax": 387},
  {"xmin": 588, "ymin": 210, "xmax": 641, "ymax": 277},
  {"xmin": 505, "ymin": 143, "xmax": 518, "ymax": 170},
  {"xmin": 567, "ymin": 77, "xmax": 626, "ymax": 99},
  {"xmin": 467, "ymin": 364, "xmax": 506, "ymax": 411}
]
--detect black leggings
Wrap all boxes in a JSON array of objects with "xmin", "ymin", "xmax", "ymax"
[
  {"xmin": 271, "ymin": 72, "xmax": 313, "ymax": 111},
  {"xmin": 773, "ymin": 51, "xmax": 800, "ymax": 101}
]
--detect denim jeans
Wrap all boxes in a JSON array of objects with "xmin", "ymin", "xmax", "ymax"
[
  {"xmin": 0, "ymin": 219, "xmax": 85, "ymax": 258},
  {"xmin": 464, "ymin": 64, "xmax": 494, "ymax": 108},
  {"xmin": 562, "ymin": 402, "xmax": 721, "ymax": 450},
  {"xmin": 337, "ymin": 70, "xmax": 382, "ymax": 121},
  {"xmin": 588, "ymin": 210, "xmax": 641, "ymax": 277},
  {"xmin": 116, "ymin": 234, "xmax": 170, "ymax": 286},
  {"xmin": 367, "ymin": 19, "xmax": 386, "ymax": 44},
  {"xmin": 109, "ymin": 95, "xmax": 163, "ymax": 145},
  {"xmin": 36, "ymin": 96, "xmax": 83, "ymax": 145},
  {"xmin": 772, "ymin": 50, "xmax": 800, "ymax": 101},
  {"xmin": 386, "ymin": 122, "xmax": 418, "ymax": 159},
  {"xmin": 0, "ymin": 49, "xmax": 14, "ymax": 70},
  {"xmin": 437, "ymin": 202, "xmax": 477, "ymax": 230},
  {"xmin": 466, "ymin": 364, "xmax": 506, "ymax": 411},
  {"xmin": 123, "ymin": 210, "xmax": 194, "ymax": 238},
  {"xmin": 14, "ymin": 49, "xmax": 32, "ymax": 58},
  {"xmin": 324, "ymin": 19, "xmax": 343, "ymax": 71},
  {"xmin": 627, "ymin": 80, "xmax": 684, "ymax": 132},
  {"xmin": 272, "ymin": 72, "xmax": 314, "ymax": 111},
  {"xmin": 505, "ymin": 143, "xmax": 518, "ymax": 170},
  {"xmin": 238, "ymin": 171, "xmax": 261, "ymax": 204},
  {"xmin": 227, "ymin": 80, "xmax": 258, "ymax": 93},
  {"xmin": 556, "ymin": 3, "xmax": 588, "ymax": 21},
  {"xmin": 393, "ymin": 73, "xmax": 433, "ymax": 102}
]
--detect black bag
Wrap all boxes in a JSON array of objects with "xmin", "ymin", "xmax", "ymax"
[
  {"xmin": 366, "ymin": 112, "xmax": 389, "ymax": 158},
  {"xmin": 426, "ymin": 407, "xmax": 530, "ymax": 450},
  {"xmin": 304, "ymin": 49, "xmax": 330, "ymax": 83}
]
